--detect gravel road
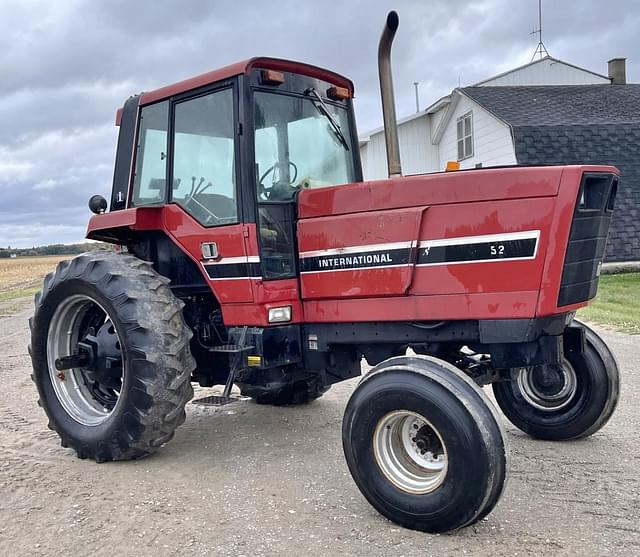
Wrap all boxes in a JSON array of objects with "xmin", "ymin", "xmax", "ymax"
[{"xmin": 1, "ymin": 297, "xmax": 638, "ymax": 556}]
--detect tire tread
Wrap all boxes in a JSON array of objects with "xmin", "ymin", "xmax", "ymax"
[{"xmin": 29, "ymin": 250, "xmax": 195, "ymax": 462}]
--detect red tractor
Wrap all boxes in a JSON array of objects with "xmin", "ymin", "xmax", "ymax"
[{"xmin": 29, "ymin": 12, "xmax": 619, "ymax": 532}]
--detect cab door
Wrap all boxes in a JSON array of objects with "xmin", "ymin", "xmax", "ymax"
[{"xmin": 130, "ymin": 83, "xmax": 254, "ymax": 303}]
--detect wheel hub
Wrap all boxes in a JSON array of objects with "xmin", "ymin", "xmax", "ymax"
[
  {"xmin": 517, "ymin": 360, "xmax": 577, "ymax": 411},
  {"xmin": 373, "ymin": 410, "xmax": 448, "ymax": 494},
  {"xmin": 80, "ymin": 321, "xmax": 123, "ymax": 389},
  {"xmin": 47, "ymin": 295, "xmax": 125, "ymax": 426}
]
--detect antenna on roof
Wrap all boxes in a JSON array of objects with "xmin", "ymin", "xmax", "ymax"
[{"xmin": 530, "ymin": 0, "xmax": 550, "ymax": 62}]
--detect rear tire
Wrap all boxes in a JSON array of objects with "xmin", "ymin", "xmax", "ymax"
[
  {"xmin": 342, "ymin": 355, "xmax": 507, "ymax": 533},
  {"xmin": 492, "ymin": 320, "xmax": 619, "ymax": 441},
  {"xmin": 29, "ymin": 251, "xmax": 195, "ymax": 462}
]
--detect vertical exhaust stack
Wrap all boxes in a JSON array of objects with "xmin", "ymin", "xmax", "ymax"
[{"xmin": 378, "ymin": 10, "xmax": 402, "ymax": 177}]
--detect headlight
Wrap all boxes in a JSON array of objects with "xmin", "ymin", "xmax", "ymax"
[{"xmin": 268, "ymin": 306, "xmax": 292, "ymax": 323}]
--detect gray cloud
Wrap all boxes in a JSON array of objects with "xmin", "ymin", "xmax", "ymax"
[{"xmin": 1, "ymin": 0, "xmax": 638, "ymax": 247}]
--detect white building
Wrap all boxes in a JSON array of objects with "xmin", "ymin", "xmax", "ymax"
[{"xmin": 359, "ymin": 56, "xmax": 612, "ymax": 179}]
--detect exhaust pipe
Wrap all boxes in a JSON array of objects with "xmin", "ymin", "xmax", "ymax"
[{"xmin": 378, "ymin": 10, "xmax": 402, "ymax": 177}]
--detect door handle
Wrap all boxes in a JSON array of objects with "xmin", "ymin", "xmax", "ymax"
[{"xmin": 201, "ymin": 242, "xmax": 219, "ymax": 260}]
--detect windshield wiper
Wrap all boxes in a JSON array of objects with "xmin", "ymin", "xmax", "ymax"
[{"xmin": 304, "ymin": 88, "xmax": 350, "ymax": 151}]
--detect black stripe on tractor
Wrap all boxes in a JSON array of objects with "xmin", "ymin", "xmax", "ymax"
[
  {"xmin": 204, "ymin": 262, "xmax": 261, "ymax": 279},
  {"xmin": 558, "ymin": 173, "xmax": 617, "ymax": 307},
  {"xmin": 418, "ymin": 238, "xmax": 537, "ymax": 265},
  {"xmin": 300, "ymin": 247, "xmax": 411, "ymax": 273}
]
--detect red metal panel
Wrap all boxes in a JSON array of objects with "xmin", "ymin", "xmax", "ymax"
[
  {"xmin": 298, "ymin": 207, "xmax": 425, "ymax": 299},
  {"xmin": 87, "ymin": 207, "xmax": 162, "ymax": 236},
  {"xmin": 162, "ymin": 205, "xmax": 253, "ymax": 304},
  {"xmin": 222, "ymin": 297, "xmax": 304, "ymax": 327},
  {"xmin": 298, "ymin": 166, "xmax": 565, "ymax": 219},
  {"xmin": 301, "ymin": 266, "xmax": 409, "ymax": 300},
  {"xmin": 409, "ymin": 197, "xmax": 555, "ymax": 296},
  {"xmin": 303, "ymin": 291, "xmax": 539, "ymax": 322}
]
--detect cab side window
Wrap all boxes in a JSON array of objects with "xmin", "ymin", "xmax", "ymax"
[
  {"xmin": 131, "ymin": 101, "xmax": 169, "ymax": 206},
  {"xmin": 171, "ymin": 88, "xmax": 238, "ymax": 226}
]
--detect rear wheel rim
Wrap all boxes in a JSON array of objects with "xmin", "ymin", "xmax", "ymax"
[
  {"xmin": 516, "ymin": 359, "xmax": 577, "ymax": 412},
  {"xmin": 373, "ymin": 410, "xmax": 448, "ymax": 494},
  {"xmin": 46, "ymin": 294, "xmax": 124, "ymax": 426}
]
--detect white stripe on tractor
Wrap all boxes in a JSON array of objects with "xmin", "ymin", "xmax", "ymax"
[
  {"xmin": 416, "ymin": 230, "xmax": 540, "ymax": 267},
  {"xmin": 418, "ymin": 230, "xmax": 540, "ymax": 251},
  {"xmin": 299, "ymin": 240, "xmax": 413, "ymax": 259},
  {"xmin": 203, "ymin": 255, "xmax": 260, "ymax": 265},
  {"xmin": 208, "ymin": 276, "xmax": 262, "ymax": 281}
]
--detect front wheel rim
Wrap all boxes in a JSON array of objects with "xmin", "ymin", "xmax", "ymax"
[
  {"xmin": 373, "ymin": 410, "xmax": 448, "ymax": 494},
  {"xmin": 46, "ymin": 294, "xmax": 125, "ymax": 426},
  {"xmin": 516, "ymin": 359, "xmax": 578, "ymax": 412}
]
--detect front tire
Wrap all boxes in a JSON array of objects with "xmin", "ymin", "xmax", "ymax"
[
  {"xmin": 492, "ymin": 321, "xmax": 620, "ymax": 441},
  {"xmin": 342, "ymin": 355, "xmax": 507, "ymax": 533},
  {"xmin": 29, "ymin": 251, "xmax": 195, "ymax": 462}
]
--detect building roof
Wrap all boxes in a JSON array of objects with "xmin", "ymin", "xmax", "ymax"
[
  {"xmin": 461, "ymin": 84, "xmax": 640, "ymax": 126},
  {"xmin": 472, "ymin": 56, "xmax": 610, "ymax": 86},
  {"xmin": 359, "ymin": 56, "xmax": 613, "ymax": 143}
]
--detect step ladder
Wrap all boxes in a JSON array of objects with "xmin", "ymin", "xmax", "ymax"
[{"xmin": 192, "ymin": 326, "xmax": 254, "ymax": 407}]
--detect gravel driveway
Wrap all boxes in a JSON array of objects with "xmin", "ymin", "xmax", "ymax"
[{"xmin": 1, "ymin": 298, "xmax": 638, "ymax": 556}]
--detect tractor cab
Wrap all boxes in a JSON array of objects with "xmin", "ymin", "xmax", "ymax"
[{"xmin": 90, "ymin": 57, "xmax": 362, "ymax": 310}]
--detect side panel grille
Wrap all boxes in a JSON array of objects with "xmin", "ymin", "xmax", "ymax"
[{"xmin": 558, "ymin": 173, "xmax": 618, "ymax": 307}]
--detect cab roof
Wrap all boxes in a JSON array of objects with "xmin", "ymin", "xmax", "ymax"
[{"xmin": 139, "ymin": 57, "xmax": 355, "ymax": 106}]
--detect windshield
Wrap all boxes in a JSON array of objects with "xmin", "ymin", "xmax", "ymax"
[{"xmin": 253, "ymin": 91, "xmax": 356, "ymax": 201}]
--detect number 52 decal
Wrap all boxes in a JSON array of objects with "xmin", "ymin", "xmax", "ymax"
[{"xmin": 490, "ymin": 244, "xmax": 505, "ymax": 256}]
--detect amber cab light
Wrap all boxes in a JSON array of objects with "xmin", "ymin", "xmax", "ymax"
[
  {"xmin": 261, "ymin": 69, "xmax": 285, "ymax": 85},
  {"xmin": 327, "ymin": 86, "xmax": 350, "ymax": 100},
  {"xmin": 446, "ymin": 161, "xmax": 460, "ymax": 172}
]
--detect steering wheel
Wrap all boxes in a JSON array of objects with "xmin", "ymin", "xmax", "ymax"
[{"xmin": 258, "ymin": 161, "xmax": 298, "ymax": 200}]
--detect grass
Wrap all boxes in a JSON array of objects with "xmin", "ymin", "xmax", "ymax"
[
  {"xmin": 579, "ymin": 273, "xmax": 640, "ymax": 334},
  {"xmin": 0, "ymin": 288, "xmax": 40, "ymax": 316},
  {"xmin": 0, "ymin": 287, "xmax": 39, "ymax": 303},
  {"xmin": 0, "ymin": 255, "xmax": 67, "ymax": 313},
  {"xmin": 0, "ymin": 255, "xmax": 67, "ymax": 291}
]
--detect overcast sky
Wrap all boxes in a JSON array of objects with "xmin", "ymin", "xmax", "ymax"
[{"xmin": 1, "ymin": 0, "xmax": 638, "ymax": 248}]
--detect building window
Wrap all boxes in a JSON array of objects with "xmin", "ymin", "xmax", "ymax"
[{"xmin": 457, "ymin": 111, "xmax": 473, "ymax": 160}]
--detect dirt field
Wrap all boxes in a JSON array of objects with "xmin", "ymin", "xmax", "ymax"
[
  {"xmin": 0, "ymin": 256, "xmax": 68, "ymax": 298},
  {"xmin": 0, "ymin": 296, "xmax": 638, "ymax": 557}
]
